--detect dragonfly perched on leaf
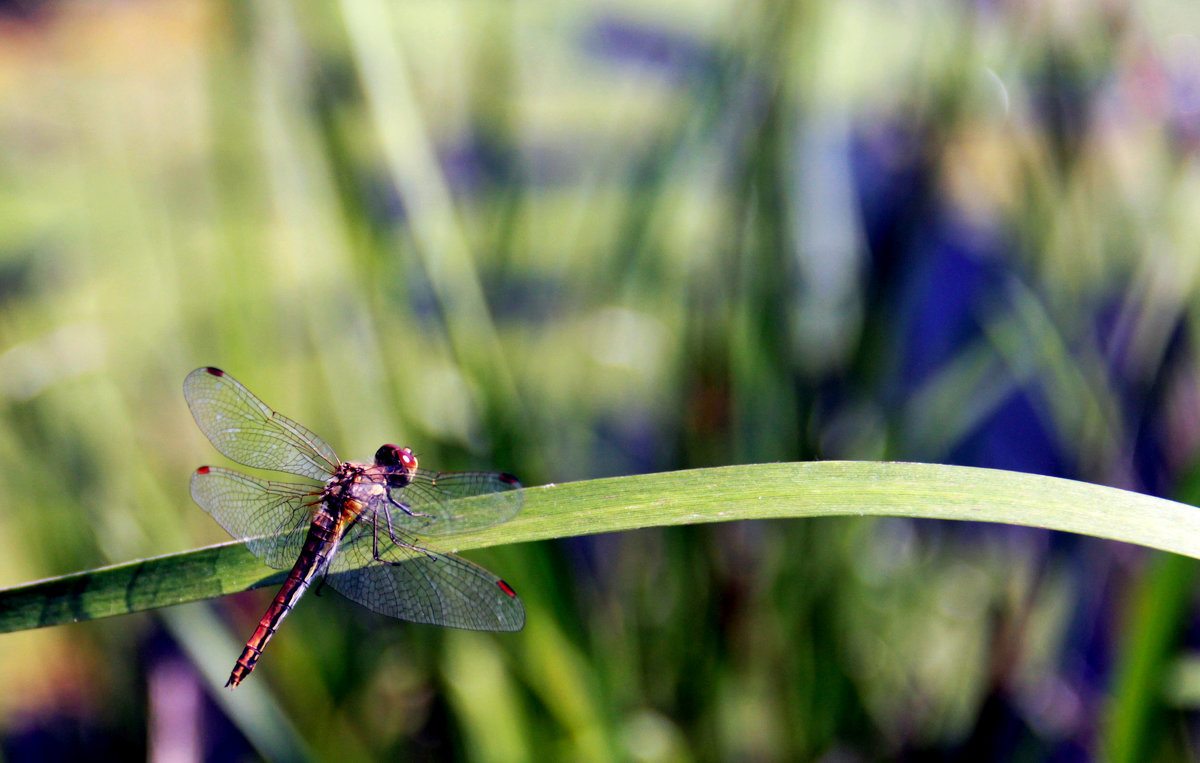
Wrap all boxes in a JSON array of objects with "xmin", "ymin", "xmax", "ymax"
[{"xmin": 184, "ymin": 367, "xmax": 524, "ymax": 688}]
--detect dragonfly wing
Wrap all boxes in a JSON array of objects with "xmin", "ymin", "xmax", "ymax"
[
  {"xmin": 326, "ymin": 521, "xmax": 524, "ymax": 632},
  {"xmin": 389, "ymin": 470, "xmax": 523, "ymax": 536},
  {"xmin": 184, "ymin": 367, "xmax": 339, "ymax": 481},
  {"xmin": 190, "ymin": 466, "xmax": 315, "ymax": 570}
]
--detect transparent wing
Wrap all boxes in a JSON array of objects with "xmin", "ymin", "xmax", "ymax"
[
  {"xmin": 184, "ymin": 367, "xmax": 339, "ymax": 481},
  {"xmin": 390, "ymin": 469, "xmax": 523, "ymax": 537},
  {"xmin": 326, "ymin": 519, "xmax": 524, "ymax": 632},
  {"xmin": 190, "ymin": 466, "xmax": 317, "ymax": 570}
]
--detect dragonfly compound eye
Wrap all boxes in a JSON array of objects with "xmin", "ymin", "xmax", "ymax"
[{"xmin": 374, "ymin": 444, "xmax": 418, "ymax": 472}]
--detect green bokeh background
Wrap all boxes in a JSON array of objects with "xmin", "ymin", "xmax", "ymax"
[{"xmin": 2, "ymin": 0, "xmax": 1200, "ymax": 760}]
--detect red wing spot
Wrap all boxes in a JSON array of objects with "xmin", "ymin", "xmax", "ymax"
[
  {"xmin": 498, "ymin": 474, "xmax": 520, "ymax": 487},
  {"xmin": 204, "ymin": 367, "xmax": 225, "ymax": 377},
  {"xmin": 196, "ymin": 466, "xmax": 211, "ymax": 475},
  {"xmin": 496, "ymin": 580, "xmax": 517, "ymax": 598}
]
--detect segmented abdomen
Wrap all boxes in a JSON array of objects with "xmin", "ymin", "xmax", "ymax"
[{"xmin": 225, "ymin": 509, "xmax": 343, "ymax": 688}]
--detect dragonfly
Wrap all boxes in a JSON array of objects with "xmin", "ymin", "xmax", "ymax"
[{"xmin": 183, "ymin": 367, "xmax": 524, "ymax": 688}]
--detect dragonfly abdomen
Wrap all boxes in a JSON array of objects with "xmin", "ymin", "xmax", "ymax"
[{"xmin": 225, "ymin": 514, "xmax": 342, "ymax": 688}]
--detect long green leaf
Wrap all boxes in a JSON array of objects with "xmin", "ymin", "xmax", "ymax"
[{"xmin": 2, "ymin": 461, "xmax": 1197, "ymax": 633}]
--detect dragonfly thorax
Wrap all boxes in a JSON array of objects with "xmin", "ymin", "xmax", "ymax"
[{"xmin": 322, "ymin": 462, "xmax": 384, "ymax": 508}]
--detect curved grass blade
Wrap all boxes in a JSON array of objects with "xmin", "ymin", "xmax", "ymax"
[
  {"xmin": 3, "ymin": 461, "xmax": 1200, "ymax": 633},
  {"xmin": 0, "ymin": 541, "xmax": 282, "ymax": 633}
]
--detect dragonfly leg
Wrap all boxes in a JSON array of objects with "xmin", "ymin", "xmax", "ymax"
[
  {"xmin": 387, "ymin": 494, "xmax": 432, "ymax": 519},
  {"xmin": 373, "ymin": 512, "xmax": 437, "ymax": 563}
]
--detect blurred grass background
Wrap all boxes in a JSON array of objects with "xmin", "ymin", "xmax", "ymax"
[{"xmin": 1, "ymin": 0, "xmax": 1200, "ymax": 760}]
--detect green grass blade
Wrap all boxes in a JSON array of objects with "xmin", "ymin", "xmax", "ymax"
[
  {"xmin": 0, "ymin": 542, "xmax": 283, "ymax": 633},
  {"xmin": 2, "ymin": 461, "xmax": 1198, "ymax": 634}
]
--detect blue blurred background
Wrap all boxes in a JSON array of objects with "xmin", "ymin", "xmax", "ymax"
[{"xmin": 2, "ymin": 0, "xmax": 1200, "ymax": 760}]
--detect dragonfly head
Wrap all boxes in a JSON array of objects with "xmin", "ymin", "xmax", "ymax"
[{"xmin": 375, "ymin": 444, "xmax": 418, "ymax": 485}]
